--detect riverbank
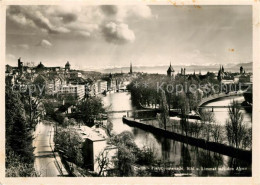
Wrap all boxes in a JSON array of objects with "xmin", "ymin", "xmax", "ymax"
[{"xmin": 122, "ymin": 117, "xmax": 251, "ymax": 162}]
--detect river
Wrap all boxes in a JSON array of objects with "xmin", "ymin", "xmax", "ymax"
[{"xmin": 102, "ymin": 92, "xmax": 251, "ymax": 176}]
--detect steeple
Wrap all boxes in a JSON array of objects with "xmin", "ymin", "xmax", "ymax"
[
  {"xmin": 167, "ymin": 61, "xmax": 175, "ymax": 79},
  {"xmin": 130, "ymin": 62, "xmax": 132, "ymax": 74}
]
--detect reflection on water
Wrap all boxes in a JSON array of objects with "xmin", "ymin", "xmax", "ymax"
[{"xmin": 102, "ymin": 92, "xmax": 251, "ymax": 176}]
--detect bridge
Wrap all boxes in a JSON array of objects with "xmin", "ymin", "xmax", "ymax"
[
  {"xmin": 106, "ymin": 109, "xmax": 155, "ymax": 114},
  {"xmin": 198, "ymin": 91, "xmax": 244, "ymax": 107},
  {"xmin": 198, "ymin": 105, "xmax": 251, "ymax": 112},
  {"xmin": 196, "ymin": 90, "xmax": 249, "ymax": 113}
]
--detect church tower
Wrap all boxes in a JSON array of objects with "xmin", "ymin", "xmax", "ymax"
[
  {"xmin": 167, "ymin": 62, "xmax": 175, "ymax": 79},
  {"xmin": 18, "ymin": 57, "xmax": 23, "ymax": 74},
  {"xmin": 65, "ymin": 61, "xmax": 71, "ymax": 72},
  {"xmin": 130, "ymin": 62, "xmax": 133, "ymax": 74}
]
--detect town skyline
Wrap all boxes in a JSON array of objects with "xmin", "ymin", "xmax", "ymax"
[{"xmin": 6, "ymin": 5, "xmax": 252, "ymax": 69}]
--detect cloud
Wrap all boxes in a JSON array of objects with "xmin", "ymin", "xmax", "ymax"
[
  {"xmin": 76, "ymin": 31, "xmax": 91, "ymax": 38},
  {"xmin": 7, "ymin": 54, "xmax": 16, "ymax": 60},
  {"xmin": 128, "ymin": 5, "xmax": 152, "ymax": 19},
  {"xmin": 12, "ymin": 44, "xmax": 29, "ymax": 49},
  {"xmin": 102, "ymin": 22, "xmax": 135, "ymax": 44},
  {"xmin": 100, "ymin": 5, "xmax": 118, "ymax": 16},
  {"xmin": 58, "ymin": 13, "xmax": 78, "ymax": 24},
  {"xmin": 38, "ymin": 39, "xmax": 52, "ymax": 48},
  {"xmin": 7, "ymin": 6, "xmax": 71, "ymax": 34},
  {"xmin": 100, "ymin": 5, "xmax": 152, "ymax": 22},
  {"xmin": 7, "ymin": 5, "xmax": 152, "ymax": 43}
]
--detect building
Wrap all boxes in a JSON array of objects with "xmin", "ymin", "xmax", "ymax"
[
  {"xmin": 94, "ymin": 80, "xmax": 108, "ymax": 94},
  {"xmin": 57, "ymin": 84, "xmax": 85, "ymax": 100},
  {"xmin": 70, "ymin": 71, "xmax": 82, "ymax": 78},
  {"xmin": 73, "ymin": 126, "xmax": 117, "ymax": 175},
  {"xmin": 65, "ymin": 61, "xmax": 71, "ymax": 72},
  {"xmin": 167, "ymin": 63, "xmax": 175, "ymax": 79},
  {"xmin": 129, "ymin": 62, "xmax": 133, "ymax": 74},
  {"xmin": 217, "ymin": 65, "xmax": 226, "ymax": 82},
  {"xmin": 18, "ymin": 57, "xmax": 23, "ymax": 74}
]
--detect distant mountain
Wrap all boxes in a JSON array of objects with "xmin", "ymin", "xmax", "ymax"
[{"xmin": 99, "ymin": 62, "xmax": 252, "ymax": 74}]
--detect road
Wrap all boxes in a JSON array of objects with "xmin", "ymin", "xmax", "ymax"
[{"xmin": 33, "ymin": 121, "xmax": 63, "ymax": 177}]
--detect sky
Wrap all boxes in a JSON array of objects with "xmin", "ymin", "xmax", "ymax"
[{"xmin": 6, "ymin": 5, "xmax": 252, "ymax": 70}]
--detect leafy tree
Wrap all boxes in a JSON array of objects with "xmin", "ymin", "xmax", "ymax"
[
  {"xmin": 136, "ymin": 146, "xmax": 156, "ymax": 166},
  {"xmin": 110, "ymin": 131, "xmax": 138, "ymax": 176},
  {"xmin": 6, "ymin": 150, "xmax": 39, "ymax": 177},
  {"xmin": 77, "ymin": 96, "xmax": 105, "ymax": 126},
  {"xmin": 106, "ymin": 117, "xmax": 113, "ymax": 137},
  {"xmin": 6, "ymin": 88, "xmax": 35, "ymax": 164},
  {"xmin": 55, "ymin": 127, "xmax": 84, "ymax": 166}
]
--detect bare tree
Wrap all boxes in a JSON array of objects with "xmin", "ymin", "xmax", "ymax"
[
  {"xmin": 200, "ymin": 109, "xmax": 215, "ymax": 142},
  {"xmin": 96, "ymin": 149, "xmax": 111, "ymax": 176},
  {"xmin": 158, "ymin": 91, "xmax": 170, "ymax": 130},
  {"xmin": 211, "ymin": 122, "xmax": 223, "ymax": 143},
  {"xmin": 225, "ymin": 100, "xmax": 247, "ymax": 149}
]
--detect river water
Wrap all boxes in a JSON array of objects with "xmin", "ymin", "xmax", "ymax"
[
  {"xmin": 102, "ymin": 92, "xmax": 251, "ymax": 176},
  {"xmin": 202, "ymin": 96, "xmax": 252, "ymax": 127}
]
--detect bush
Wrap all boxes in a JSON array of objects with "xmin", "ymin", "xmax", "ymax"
[{"xmin": 6, "ymin": 150, "xmax": 38, "ymax": 177}]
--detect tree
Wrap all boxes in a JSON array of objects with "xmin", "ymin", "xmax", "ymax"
[
  {"xmin": 110, "ymin": 131, "xmax": 138, "ymax": 176},
  {"xmin": 6, "ymin": 88, "xmax": 35, "ymax": 164},
  {"xmin": 96, "ymin": 149, "xmax": 111, "ymax": 176},
  {"xmin": 55, "ymin": 128, "xmax": 84, "ymax": 166},
  {"xmin": 225, "ymin": 100, "xmax": 247, "ymax": 149},
  {"xmin": 6, "ymin": 151, "xmax": 39, "ymax": 177},
  {"xmin": 77, "ymin": 96, "xmax": 105, "ymax": 126},
  {"xmin": 178, "ymin": 93, "xmax": 190, "ymax": 136},
  {"xmin": 158, "ymin": 91, "xmax": 170, "ymax": 130},
  {"xmin": 106, "ymin": 117, "xmax": 113, "ymax": 137},
  {"xmin": 200, "ymin": 109, "xmax": 215, "ymax": 141},
  {"xmin": 211, "ymin": 123, "xmax": 223, "ymax": 143},
  {"xmin": 22, "ymin": 95, "xmax": 44, "ymax": 129},
  {"xmin": 136, "ymin": 146, "xmax": 156, "ymax": 166}
]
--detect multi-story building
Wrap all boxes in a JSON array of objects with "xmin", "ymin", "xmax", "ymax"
[
  {"xmin": 73, "ymin": 126, "xmax": 117, "ymax": 175},
  {"xmin": 57, "ymin": 84, "xmax": 85, "ymax": 100}
]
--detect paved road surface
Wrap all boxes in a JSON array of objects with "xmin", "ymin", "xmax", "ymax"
[{"xmin": 33, "ymin": 122, "xmax": 62, "ymax": 177}]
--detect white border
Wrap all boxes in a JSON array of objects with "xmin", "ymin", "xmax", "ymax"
[{"xmin": 0, "ymin": 0, "xmax": 259, "ymax": 185}]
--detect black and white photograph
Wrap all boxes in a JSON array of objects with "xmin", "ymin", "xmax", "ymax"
[{"xmin": 2, "ymin": 1, "xmax": 257, "ymax": 181}]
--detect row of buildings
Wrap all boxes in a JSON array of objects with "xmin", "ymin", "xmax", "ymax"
[
  {"xmin": 5, "ymin": 58, "xmax": 132, "ymax": 100},
  {"xmin": 166, "ymin": 62, "xmax": 252, "ymax": 84}
]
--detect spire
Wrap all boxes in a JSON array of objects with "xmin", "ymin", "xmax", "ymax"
[{"xmin": 130, "ymin": 62, "xmax": 133, "ymax": 74}]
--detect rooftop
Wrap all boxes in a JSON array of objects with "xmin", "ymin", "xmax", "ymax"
[{"xmin": 72, "ymin": 125, "xmax": 106, "ymax": 142}]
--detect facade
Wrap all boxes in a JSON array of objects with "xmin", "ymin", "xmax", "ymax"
[
  {"xmin": 57, "ymin": 84, "xmax": 85, "ymax": 100},
  {"xmin": 95, "ymin": 80, "xmax": 108, "ymax": 94},
  {"xmin": 73, "ymin": 126, "xmax": 117, "ymax": 174},
  {"xmin": 70, "ymin": 72, "xmax": 82, "ymax": 78}
]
